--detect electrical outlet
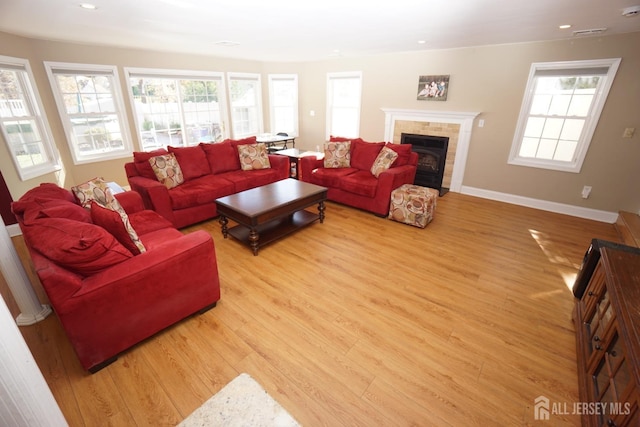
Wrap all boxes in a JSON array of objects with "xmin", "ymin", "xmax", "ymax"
[
  {"xmin": 623, "ymin": 128, "xmax": 635, "ymax": 138},
  {"xmin": 581, "ymin": 186, "xmax": 592, "ymax": 199}
]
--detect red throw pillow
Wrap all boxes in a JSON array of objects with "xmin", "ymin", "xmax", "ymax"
[
  {"xmin": 133, "ymin": 149, "xmax": 168, "ymax": 180},
  {"xmin": 22, "ymin": 217, "xmax": 133, "ymax": 277},
  {"xmin": 384, "ymin": 142, "xmax": 413, "ymax": 167},
  {"xmin": 350, "ymin": 139, "xmax": 384, "ymax": 171},
  {"xmin": 168, "ymin": 145, "xmax": 211, "ymax": 181},
  {"xmin": 90, "ymin": 201, "xmax": 146, "ymax": 255},
  {"xmin": 200, "ymin": 141, "xmax": 239, "ymax": 174},
  {"xmin": 14, "ymin": 183, "xmax": 76, "ymax": 205}
]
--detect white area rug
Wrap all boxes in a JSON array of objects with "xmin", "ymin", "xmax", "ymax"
[{"xmin": 178, "ymin": 373, "xmax": 301, "ymax": 427}]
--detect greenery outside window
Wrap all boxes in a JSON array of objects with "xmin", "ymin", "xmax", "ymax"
[
  {"xmin": 326, "ymin": 71, "xmax": 362, "ymax": 139},
  {"xmin": 268, "ymin": 74, "xmax": 298, "ymax": 136},
  {"xmin": 228, "ymin": 73, "xmax": 262, "ymax": 139},
  {"xmin": 0, "ymin": 55, "xmax": 59, "ymax": 180},
  {"xmin": 508, "ymin": 58, "xmax": 621, "ymax": 173},
  {"xmin": 45, "ymin": 62, "xmax": 132, "ymax": 165},
  {"xmin": 126, "ymin": 68, "xmax": 226, "ymax": 151}
]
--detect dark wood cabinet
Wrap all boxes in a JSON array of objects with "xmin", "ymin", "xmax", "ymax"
[{"xmin": 573, "ymin": 244, "xmax": 640, "ymax": 427}]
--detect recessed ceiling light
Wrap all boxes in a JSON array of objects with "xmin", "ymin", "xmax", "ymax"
[
  {"xmin": 559, "ymin": 24, "xmax": 572, "ymax": 29},
  {"xmin": 418, "ymin": 40, "xmax": 427, "ymax": 45},
  {"xmin": 79, "ymin": 3, "xmax": 97, "ymax": 9}
]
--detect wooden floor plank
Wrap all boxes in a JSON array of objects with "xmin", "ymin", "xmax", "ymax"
[{"xmin": 2, "ymin": 192, "xmax": 622, "ymax": 426}]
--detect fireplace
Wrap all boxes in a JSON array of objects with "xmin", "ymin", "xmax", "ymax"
[{"xmin": 401, "ymin": 133, "xmax": 449, "ymax": 196}]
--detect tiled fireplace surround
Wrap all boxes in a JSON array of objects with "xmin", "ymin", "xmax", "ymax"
[{"xmin": 382, "ymin": 109, "xmax": 479, "ymax": 193}]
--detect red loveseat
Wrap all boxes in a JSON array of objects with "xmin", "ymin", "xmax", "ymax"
[
  {"xmin": 124, "ymin": 137, "xmax": 289, "ymax": 229},
  {"xmin": 12, "ymin": 183, "xmax": 221, "ymax": 373},
  {"xmin": 299, "ymin": 138, "xmax": 418, "ymax": 216}
]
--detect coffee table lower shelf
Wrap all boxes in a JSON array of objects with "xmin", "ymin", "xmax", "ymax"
[{"xmin": 225, "ymin": 209, "xmax": 320, "ymax": 253}]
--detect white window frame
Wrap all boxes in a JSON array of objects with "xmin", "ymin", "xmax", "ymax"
[
  {"xmin": 268, "ymin": 74, "xmax": 298, "ymax": 137},
  {"xmin": 508, "ymin": 58, "xmax": 621, "ymax": 173},
  {"xmin": 125, "ymin": 67, "xmax": 228, "ymax": 151},
  {"xmin": 0, "ymin": 55, "xmax": 60, "ymax": 181},
  {"xmin": 44, "ymin": 62, "xmax": 133, "ymax": 165},
  {"xmin": 326, "ymin": 71, "xmax": 362, "ymax": 140},
  {"xmin": 227, "ymin": 72, "xmax": 263, "ymax": 139}
]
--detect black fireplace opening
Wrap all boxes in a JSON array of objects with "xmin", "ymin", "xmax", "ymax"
[{"xmin": 400, "ymin": 133, "xmax": 449, "ymax": 196}]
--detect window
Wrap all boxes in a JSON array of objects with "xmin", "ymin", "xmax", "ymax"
[
  {"xmin": 0, "ymin": 56, "xmax": 59, "ymax": 180},
  {"xmin": 509, "ymin": 58, "xmax": 620, "ymax": 173},
  {"xmin": 268, "ymin": 74, "xmax": 298, "ymax": 136},
  {"xmin": 126, "ymin": 68, "xmax": 227, "ymax": 151},
  {"xmin": 45, "ymin": 62, "xmax": 132, "ymax": 165},
  {"xmin": 326, "ymin": 71, "xmax": 362, "ymax": 139},
  {"xmin": 228, "ymin": 73, "xmax": 262, "ymax": 139}
]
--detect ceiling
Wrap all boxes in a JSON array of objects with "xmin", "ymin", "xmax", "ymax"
[{"xmin": 1, "ymin": 0, "xmax": 639, "ymax": 62}]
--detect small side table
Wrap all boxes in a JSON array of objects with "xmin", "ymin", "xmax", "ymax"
[{"xmin": 274, "ymin": 148, "xmax": 324, "ymax": 179}]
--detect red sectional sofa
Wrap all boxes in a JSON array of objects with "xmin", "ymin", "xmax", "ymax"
[
  {"xmin": 299, "ymin": 138, "xmax": 418, "ymax": 216},
  {"xmin": 12, "ymin": 183, "xmax": 221, "ymax": 373},
  {"xmin": 124, "ymin": 137, "xmax": 289, "ymax": 228}
]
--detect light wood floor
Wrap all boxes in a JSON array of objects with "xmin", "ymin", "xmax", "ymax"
[{"xmin": 2, "ymin": 193, "xmax": 621, "ymax": 426}]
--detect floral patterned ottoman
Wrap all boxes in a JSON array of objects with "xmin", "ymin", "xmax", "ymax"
[{"xmin": 388, "ymin": 184, "xmax": 438, "ymax": 228}]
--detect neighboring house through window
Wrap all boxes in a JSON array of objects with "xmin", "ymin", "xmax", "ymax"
[
  {"xmin": 326, "ymin": 71, "xmax": 362, "ymax": 139},
  {"xmin": 45, "ymin": 62, "xmax": 132, "ymax": 165},
  {"xmin": 268, "ymin": 74, "xmax": 298, "ymax": 136},
  {"xmin": 0, "ymin": 55, "xmax": 59, "ymax": 180},
  {"xmin": 228, "ymin": 73, "xmax": 263, "ymax": 139},
  {"xmin": 508, "ymin": 58, "xmax": 621, "ymax": 173},
  {"xmin": 125, "ymin": 68, "xmax": 227, "ymax": 151}
]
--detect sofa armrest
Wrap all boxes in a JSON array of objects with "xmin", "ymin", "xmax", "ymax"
[
  {"xmin": 377, "ymin": 164, "xmax": 418, "ymax": 195},
  {"xmin": 126, "ymin": 176, "xmax": 176, "ymax": 226},
  {"xmin": 299, "ymin": 157, "xmax": 324, "ymax": 181},
  {"xmin": 114, "ymin": 191, "xmax": 145, "ymax": 214},
  {"xmin": 267, "ymin": 154, "xmax": 290, "ymax": 180}
]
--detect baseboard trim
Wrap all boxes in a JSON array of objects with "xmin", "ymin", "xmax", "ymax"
[
  {"xmin": 6, "ymin": 223, "xmax": 22, "ymax": 237},
  {"xmin": 460, "ymin": 186, "xmax": 618, "ymax": 223}
]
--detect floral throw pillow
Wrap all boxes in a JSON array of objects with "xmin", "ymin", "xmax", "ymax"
[
  {"xmin": 237, "ymin": 143, "xmax": 271, "ymax": 171},
  {"xmin": 149, "ymin": 153, "xmax": 184, "ymax": 189},
  {"xmin": 71, "ymin": 177, "xmax": 121, "ymax": 210},
  {"xmin": 370, "ymin": 146, "xmax": 399, "ymax": 177},
  {"xmin": 324, "ymin": 141, "xmax": 351, "ymax": 168}
]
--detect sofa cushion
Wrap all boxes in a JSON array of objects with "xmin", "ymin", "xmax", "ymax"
[
  {"xmin": 324, "ymin": 141, "xmax": 351, "ymax": 168},
  {"xmin": 384, "ymin": 142, "xmax": 412, "ymax": 167},
  {"xmin": 35, "ymin": 200, "xmax": 92, "ymax": 223},
  {"xmin": 13, "ymin": 198, "xmax": 90, "ymax": 224},
  {"xmin": 168, "ymin": 175, "xmax": 235, "ymax": 210},
  {"xmin": 138, "ymin": 227, "xmax": 185, "ymax": 251},
  {"xmin": 133, "ymin": 149, "xmax": 168, "ymax": 180},
  {"xmin": 14, "ymin": 183, "xmax": 76, "ymax": 205},
  {"xmin": 90, "ymin": 201, "xmax": 146, "ymax": 255},
  {"xmin": 200, "ymin": 141, "xmax": 239, "ymax": 174},
  {"xmin": 371, "ymin": 146, "xmax": 399, "ymax": 177},
  {"xmin": 351, "ymin": 140, "xmax": 384, "ymax": 171},
  {"xmin": 229, "ymin": 136, "xmax": 258, "ymax": 170},
  {"xmin": 168, "ymin": 145, "xmax": 211, "ymax": 181},
  {"xmin": 71, "ymin": 177, "xmax": 122, "ymax": 210},
  {"xmin": 22, "ymin": 217, "xmax": 133, "ymax": 277},
  {"xmin": 339, "ymin": 170, "xmax": 379, "ymax": 198},
  {"xmin": 149, "ymin": 153, "xmax": 185, "ymax": 189},
  {"xmin": 237, "ymin": 143, "xmax": 271, "ymax": 171},
  {"xmin": 218, "ymin": 168, "xmax": 281, "ymax": 193},
  {"xmin": 309, "ymin": 167, "xmax": 358, "ymax": 188},
  {"xmin": 128, "ymin": 210, "xmax": 174, "ymax": 235}
]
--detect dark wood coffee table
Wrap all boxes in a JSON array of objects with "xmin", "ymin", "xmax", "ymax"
[{"xmin": 215, "ymin": 179, "xmax": 328, "ymax": 255}]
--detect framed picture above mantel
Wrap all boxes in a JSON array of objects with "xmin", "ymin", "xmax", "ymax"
[{"xmin": 417, "ymin": 75, "xmax": 449, "ymax": 101}]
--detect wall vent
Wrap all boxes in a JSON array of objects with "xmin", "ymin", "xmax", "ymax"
[{"xmin": 572, "ymin": 28, "xmax": 608, "ymax": 36}]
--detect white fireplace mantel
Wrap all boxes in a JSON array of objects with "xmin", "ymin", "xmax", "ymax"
[{"xmin": 382, "ymin": 108, "xmax": 480, "ymax": 192}]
